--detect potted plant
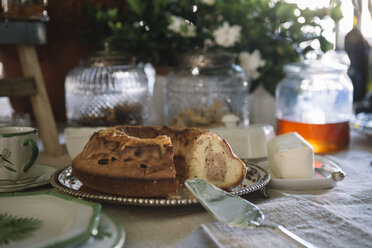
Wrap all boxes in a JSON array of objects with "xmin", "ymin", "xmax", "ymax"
[{"xmin": 82, "ymin": 0, "xmax": 342, "ymax": 124}]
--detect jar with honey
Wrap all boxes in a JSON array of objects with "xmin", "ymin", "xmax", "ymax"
[{"xmin": 275, "ymin": 59, "xmax": 353, "ymax": 153}]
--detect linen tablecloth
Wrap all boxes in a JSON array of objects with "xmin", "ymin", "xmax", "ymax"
[
  {"xmin": 174, "ymin": 131, "xmax": 372, "ymax": 248},
  {"xmin": 36, "ymin": 130, "xmax": 372, "ymax": 248}
]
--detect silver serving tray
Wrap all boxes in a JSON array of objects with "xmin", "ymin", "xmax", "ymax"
[{"xmin": 50, "ymin": 161, "xmax": 270, "ymax": 207}]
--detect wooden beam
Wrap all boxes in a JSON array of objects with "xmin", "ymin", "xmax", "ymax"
[
  {"xmin": 16, "ymin": 45, "xmax": 63, "ymax": 156},
  {"xmin": 0, "ymin": 78, "xmax": 37, "ymax": 96}
]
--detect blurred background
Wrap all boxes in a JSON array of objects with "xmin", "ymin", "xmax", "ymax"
[{"xmin": 0, "ymin": 0, "xmax": 371, "ymax": 123}]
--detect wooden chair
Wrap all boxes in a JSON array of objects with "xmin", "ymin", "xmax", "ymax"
[{"xmin": 0, "ymin": 21, "xmax": 62, "ymax": 156}]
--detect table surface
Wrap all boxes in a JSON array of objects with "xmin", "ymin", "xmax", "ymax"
[{"xmin": 34, "ymin": 130, "xmax": 372, "ymax": 248}]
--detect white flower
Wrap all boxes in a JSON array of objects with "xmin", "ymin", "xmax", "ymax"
[
  {"xmin": 201, "ymin": 0, "xmax": 215, "ymax": 5},
  {"xmin": 168, "ymin": 15, "xmax": 196, "ymax": 38},
  {"xmin": 213, "ymin": 22, "xmax": 242, "ymax": 48},
  {"xmin": 167, "ymin": 16, "xmax": 184, "ymax": 33},
  {"xmin": 184, "ymin": 25, "xmax": 196, "ymax": 37},
  {"xmin": 239, "ymin": 50, "xmax": 266, "ymax": 80}
]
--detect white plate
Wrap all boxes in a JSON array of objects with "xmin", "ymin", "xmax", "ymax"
[
  {"xmin": 0, "ymin": 164, "xmax": 57, "ymax": 192},
  {"xmin": 0, "ymin": 191, "xmax": 101, "ymax": 248},
  {"xmin": 258, "ymin": 155, "xmax": 345, "ymax": 190},
  {"xmin": 79, "ymin": 213, "xmax": 125, "ymax": 248}
]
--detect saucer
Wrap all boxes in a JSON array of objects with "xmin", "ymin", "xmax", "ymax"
[
  {"xmin": 0, "ymin": 164, "xmax": 57, "ymax": 192},
  {"xmin": 258, "ymin": 155, "xmax": 345, "ymax": 190}
]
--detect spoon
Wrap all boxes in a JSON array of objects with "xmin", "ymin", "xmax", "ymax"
[{"xmin": 185, "ymin": 178, "xmax": 317, "ymax": 248}]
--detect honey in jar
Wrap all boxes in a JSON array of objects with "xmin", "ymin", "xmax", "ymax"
[
  {"xmin": 276, "ymin": 119, "xmax": 350, "ymax": 153},
  {"xmin": 275, "ymin": 59, "xmax": 353, "ymax": 153}
]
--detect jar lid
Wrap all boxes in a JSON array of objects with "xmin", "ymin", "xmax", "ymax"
[
  {"xmin": 80, "ymin": 50, "xmax": 135, "ymax": 67},
  {"xmin": 179, "ymin": 51, "xmax": 236, "ymax": 68},
  {"xmin": 284, "ymin": 59, "xmax": 348, "ymax": 74}
]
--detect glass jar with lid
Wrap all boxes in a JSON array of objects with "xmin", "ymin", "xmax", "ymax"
[
  {"xmin": 65, "ymin": 51, "xmax": 150, "ymax": 126},
  {"xmin": 165, "ymin": 52, "xmax": 249, "ymax": 128},
  {"xmin": 275, "ymin": 59, "xmax": 353, "ymax": 153}
]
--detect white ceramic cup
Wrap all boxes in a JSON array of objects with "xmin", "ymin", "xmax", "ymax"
[{"xmin": 0, "ymin": 127, "xmax": 39, "ymax": 181}]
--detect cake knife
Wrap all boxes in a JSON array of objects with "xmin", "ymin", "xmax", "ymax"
[{"xmin": 185, "ymin": 178, "xmax": 317, "ymax": 248}]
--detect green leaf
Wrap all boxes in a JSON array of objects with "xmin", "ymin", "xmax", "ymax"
[
  {"xmin": 0, "ymin": 213, "xmax": 43, "ymax": 245},
  {"xmin": 107, "ymin": 9, "xmax": 118, "ymax": 19},
  {"xmin": 276, "ymin": 3, "xmax": 297, "ymax": 22},
  {"xmin": 329, "ymin": 1, "xmax": 343, "ymax": 22},
  {"xmin": 108, "ymin": 21, "xmax": 123, "ymax": 33},
  {"xmin": 318, "ymin": 36, "xmax": 332, "ymax": 52},
  {"xmin": 3, "ymin": 165, "xmax": 16, "ymax": 172},
  {"xmin": 127, "ymin": 0, "xmax": 145, "ymax": 16}
]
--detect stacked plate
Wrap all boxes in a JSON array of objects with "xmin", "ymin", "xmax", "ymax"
[
  {"xmin": 0, "ymin": 164, "xmax": 57, "ymax": 193},
  {"xmin": 0, "ymin": 191, "xmax": 125, "ymax": 248}
]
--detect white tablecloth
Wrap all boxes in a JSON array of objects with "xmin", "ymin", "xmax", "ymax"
[{"xmin": 36, "ymin": 130, "xmax": 372, "ymax": 248}]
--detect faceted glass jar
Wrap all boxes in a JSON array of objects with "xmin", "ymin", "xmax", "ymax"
[
  {"xmin": 165, "ymin": 52, "xmax": 249, "ymax": 128},
  {"xmin": 65, "ymin": 51, "xmax": 149, "ymax": 126},
  {"xmin": 275, "ymin": 60, "xmax": 353, "ymax": 153}
]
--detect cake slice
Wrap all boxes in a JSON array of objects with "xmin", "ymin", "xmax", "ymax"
[{"xmin": 72, "ymin": 128, "xmax": 178, "ymax": 197}]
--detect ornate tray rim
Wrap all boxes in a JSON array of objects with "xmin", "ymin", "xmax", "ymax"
[{"xmin": 50, "ymin": 161, "xmax": 270, "ymax": 207}]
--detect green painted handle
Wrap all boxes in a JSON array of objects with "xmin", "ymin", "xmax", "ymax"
[{"xmin": 22, "ymin": 138, "xmax": 39, "ymax": 172}]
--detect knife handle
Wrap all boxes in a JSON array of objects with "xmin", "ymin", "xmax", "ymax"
[{"xmin": 262, "ymin": 224, "xmax": 318, "ymax": 248}]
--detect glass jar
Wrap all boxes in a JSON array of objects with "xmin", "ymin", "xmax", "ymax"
[
  {"xmin": 165, "ymin": 52, "xmax": 249, "ymax": 128},
  {"xmin": 275, "ymin": 59, "xmax": 353, "ymax": 153},
  {"xmin": 65, "ymin": 51, "xmax": 149, "ymax": 127}
]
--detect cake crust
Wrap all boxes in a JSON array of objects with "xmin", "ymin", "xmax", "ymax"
[{"xmin": 73, "ymin": 168, "xmax": 178, "ymax": 197}]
